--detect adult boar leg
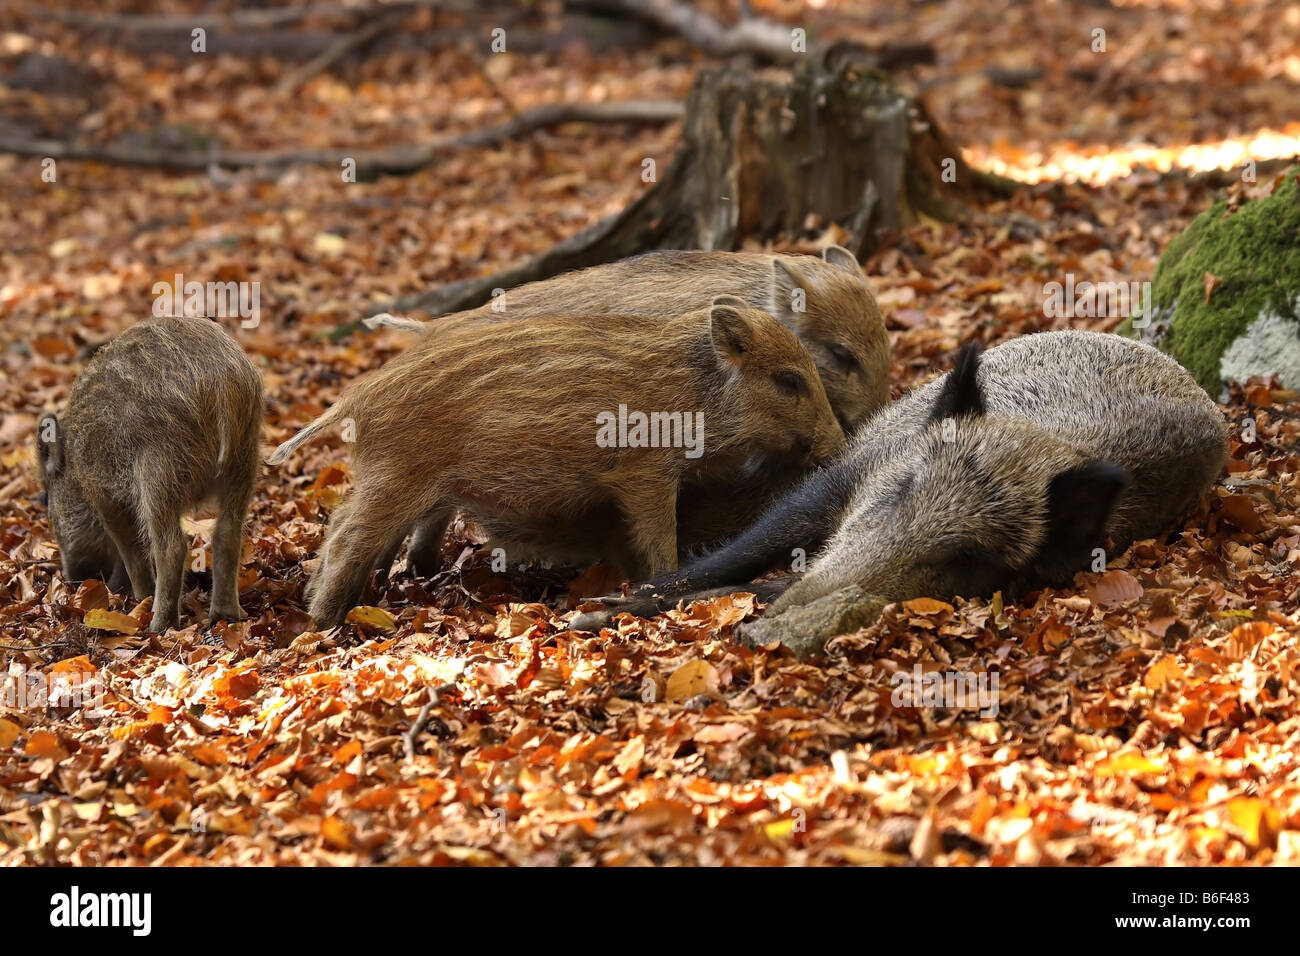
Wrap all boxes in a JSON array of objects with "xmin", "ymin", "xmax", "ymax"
[
  {"xmin": 568, "ymin": 577, "xmax": 796, "ymax": 633},
  {"xmin": 646, "ymin": 461, "xmax": 855, "ymax": 596}
]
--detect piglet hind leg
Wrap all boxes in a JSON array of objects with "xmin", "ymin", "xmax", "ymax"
[
  {"xmin": 92, "ymin": 496, "xmax": 154, "ymax": 601},
  {"xmin": 405, "ymin": 509, "xmax": 453, "ymax": 578},
  {"xmin": 209, "ymin": 471, "xmax": 255, "ymax": 624},
  {"xmin": 107, "ymin": 554, "xmax": 129, "ymax": 593},
  {"xmin": 371, "ymin": 508, "xmax": 451, "ymax": 585},
  {"xmin": 620, "ymin": 480, "xmax": 680, "ymax": 579},
  {"xmin": 144, "ymin": 505, "xmax": 187, "ymax": 633},
  {"xmin": 308, "ymin": 480, "xmax": 432, "ymax": 627},
  {"xmin": 303, "ymin": 495, "xmax": 355, "ymax": 611}
]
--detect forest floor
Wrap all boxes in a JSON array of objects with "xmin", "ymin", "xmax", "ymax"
[{"xmin": 1, "ymin": 0, "xmax": 1299, "ymax": 865}]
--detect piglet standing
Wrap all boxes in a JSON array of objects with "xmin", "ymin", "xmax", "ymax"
[
  {"xmin": 269, "ymin": 296, "xmax": 845, "ymax": 627},
  {"xmin": 37, "ymin": 317, "xmax": 263, "ymax": 632}
]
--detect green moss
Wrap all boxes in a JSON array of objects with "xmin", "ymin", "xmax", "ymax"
[{"xmin": 1119, "ymin": 167, "xmax": 1300, "ymax": 392}]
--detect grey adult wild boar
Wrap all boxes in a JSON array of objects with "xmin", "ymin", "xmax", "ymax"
[
  {"xmin": 369, "ymin": 245, "xmax": 890, "ymax": 433},
  {"xmin": 574, "ymin": 331, "xmax": 1228, "ymax": 629},
  {"xmin": 37, "ymin": 317, "xmax": 263, "ymax": 632},
  {"xmin": 267, "ymin": 297, "xmax": 845, "ymax": 627}
]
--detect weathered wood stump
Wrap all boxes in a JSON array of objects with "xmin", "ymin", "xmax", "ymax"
[{"xmin": 393, "ymin": 62, "xmax": 1005, "ymax": 318}]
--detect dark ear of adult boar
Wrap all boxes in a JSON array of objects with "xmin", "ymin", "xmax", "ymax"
[{"xmin": 38, "ymin": 317, "xmax": 264, "ymax": 633}]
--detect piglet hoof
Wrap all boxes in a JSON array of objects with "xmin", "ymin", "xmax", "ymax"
[
  {"xmin": 148, "ymin": 613, "xmax": 180, "ymax": 634},
  {"xmin": 209, "ymin": 606, "xmax": 245, "ymax": 626}
]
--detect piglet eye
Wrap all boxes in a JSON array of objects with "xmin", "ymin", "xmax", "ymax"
[
  {"xmin": 828, "ymin": 344, "xmax": 858, "ymax": 370},
  {"xmin": 772, "ymin": 370, "xmax": 808, "ymax": 397}
]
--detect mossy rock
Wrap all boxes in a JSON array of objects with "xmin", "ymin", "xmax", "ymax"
[{"xmin": 1117, "ymin": 167, "xmax": 1300, "ymax": 396}]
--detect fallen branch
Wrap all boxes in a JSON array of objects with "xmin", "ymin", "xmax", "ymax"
[
  {"xmin": 581, "ymin": 0, "xmax": 798, "ymax": 61},
  {"xmin": 575, "ymin": 1, "xmax": 935, "ymax": 69},
  {"xmin": 327, "ymin": 156, "xmax": 696, "ymax": 334},
  {"xmin": 346, "ymin": 64, "xmax": 1006, "ymax": 330},
  {"xmin": 274, "ymin": 7, "xmax": 411, "ymax": 95},
  {"xmin": 33, "ymin": 1, "xmax": 449, "ymax": 33},
  {"xmin": 0, "ymin": 100, "xmax": 682, "ymax": 176},
  {"xmin": 403, "ymin": 679, "xmax": 460, "ymax": 762}
]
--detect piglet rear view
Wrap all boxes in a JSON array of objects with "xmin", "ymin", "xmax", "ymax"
[{"xmin": 37, "ymin": 317, "xmax": 263, "ymax": 632}]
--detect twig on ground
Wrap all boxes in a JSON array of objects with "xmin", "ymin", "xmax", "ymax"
[
  {"xmin": 0, "ymin": 100, "xmax": 682, "ymax": 176},
  {"xmin": 403, "ymin": 679, "xmax": 460, "ymax": 761},
  {"xmin": 275, "ymin": 7, "xmax": 410, "ymax": 96}
]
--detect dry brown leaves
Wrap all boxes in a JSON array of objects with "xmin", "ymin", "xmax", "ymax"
[{"xmin": 2, "ymin": 0, "xmax": 1299, "ymax": 866}]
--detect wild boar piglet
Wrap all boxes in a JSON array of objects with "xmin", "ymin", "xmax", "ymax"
[
  {"xmin": 369, "ymin": 245, "xmax": 888, "ymax": 567},
  {"xmin": 38, "ymin": 317, "xmax": 263, "ymax": 632},
  {"xmin": 269, "ymin": 296, "xmax": 846, "ymax": 626},
  {"xmin": 372, "ymin": 245, "xmax": 889, "ymax": 431}
]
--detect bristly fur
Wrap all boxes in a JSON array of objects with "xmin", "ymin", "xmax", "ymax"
[
  {"xmin": 366, "ymin": 246, "xmax": 889, "ymax": 430},
  {"xmin": 629, "ymin": 330, "xmax": 1228, "ymax": 616},
  {"xmin": 274, "ymin": 303, "xmax": 846, "ymax": 626},
  {"xmin": 37, "ymin": 317, "xmax": 263, "ymax": 632},
  {"xmin": 362, "ymin": 247, "xmax": 888, "ymax": 559}
]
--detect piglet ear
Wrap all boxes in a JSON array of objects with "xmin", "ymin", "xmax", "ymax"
[
  {"xmin": 822, "ymin": 245, "xmax": 861, "ymax": 275},
  {"xmin": 711, "ymin": 293, "xmax": 748, "ymax": 310},
  {"xmin": 929, "ymin": 342, "xmax": 985, "ymax": 423},
  {"xmin": 36, "ymin": 413, "xmax": 64, "ymax": 482},
  {"xmin": 1033, "ymin": 461, "xmax": 1130, "ymax": 586},
  {"xmin": 709, "ymin": 297, "xmax": 756, "ymax": 367}
]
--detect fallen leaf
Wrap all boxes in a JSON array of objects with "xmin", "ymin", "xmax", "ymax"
[
  {"xmin": 346, "ymin": 606, "xmax": 396, "ymax": 632},
  {"xmin": 50, "ymin": 654, "xmax": 96, "ymax": 674},
  {"xmin": 1144, "ymin": 655, "xmax": 1186, "ymax": 690},
  {"xmin": 1203, "ymin": 270, "xmax": 1222, "ymax": 303},
  {"xmin": 320, "ymin": 815, "xmax": 353, "ymax": 850},
  {"xmin": 25, "ymin": 730, "xmax": 68, "ymax": 761},
  {"xmin": 1219, "ymin": 494, "xmax": 1262, "ymax": 533},
  {"xmin": 83, "ymin": 609, "xmax": 140, "ymax": 635},
  {"xmin": 1089, "ymin": 570, "xmax": 1142, "ymax": 607},
  {"xmin": 1224, "ymin": 797, "xmax": 1280, "ymax": 848},
  {"xmin": 313, "ymin": 233, "xmax": 348, "ymax": 255},
  {"xmin": 666, "ymin": 660, "xmax": 721, "ymax": 701},
  {"xmin": 903, "ymin": 597, "xmax": 954, "ymax": 615}
]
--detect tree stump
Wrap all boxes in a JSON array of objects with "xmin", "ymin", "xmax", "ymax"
[{"xmin": 394, "ymin": 62, "xmax": 1007, "ymax": 319}]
